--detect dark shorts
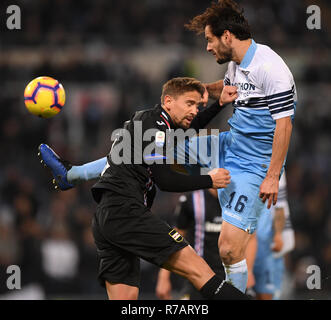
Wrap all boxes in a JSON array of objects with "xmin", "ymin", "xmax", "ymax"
[{"xmin": 92, "ymin": 191, "xmax": 188, "ymax": 288}]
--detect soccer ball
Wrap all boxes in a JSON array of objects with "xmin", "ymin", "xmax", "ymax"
[{"xmin": 24, "ymin": 76, "xmax": 66, "ymax": 118}]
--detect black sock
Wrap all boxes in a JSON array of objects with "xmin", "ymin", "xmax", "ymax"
[{"xmin": 199, "ymin": 275, "xmax": 250, "ymax": 300}]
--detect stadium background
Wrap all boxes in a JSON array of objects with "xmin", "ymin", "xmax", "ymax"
[{"xmin": 0, "ymin": 0, "xmax": 330, "ymax": 299}]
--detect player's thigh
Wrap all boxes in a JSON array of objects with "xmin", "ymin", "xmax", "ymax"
[
  {"xmin": 92, "ymin": 214, "xmax": 141, "ymax": 288},
  {"xmin": 218, "ymin": 171, "xmax": 266, "ymax": 234},
  {"xmin": 105, "ymin": 282, "xmax": 139, "ymax": 300},
  {"xmin": 218, "ymin": 220, "xmax": 252, "ymax": 256}
]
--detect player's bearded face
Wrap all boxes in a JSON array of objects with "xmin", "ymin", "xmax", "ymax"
[
  {"xmin": 205, "ymin": 26, "xmax": 232, "ymax": 65},
  {"xmin": 214, "ymin": 39, "xmax": 232, "ymax": 64},
  {"xmin": 164, "ymin": 91, "xmax": 201, "ymax": 129}
]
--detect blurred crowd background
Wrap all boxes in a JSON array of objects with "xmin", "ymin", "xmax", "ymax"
[{"xmin": 0, "ymin": 0, "xmax": 330, "ymax": 299}]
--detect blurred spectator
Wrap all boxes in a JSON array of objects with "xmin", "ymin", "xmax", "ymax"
[{"xmin": 41, "ymin": 224, "xmax": 79, "ymax": 297}]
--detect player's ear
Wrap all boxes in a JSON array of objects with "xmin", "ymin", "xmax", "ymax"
[
  {"xmin": 163, "ymin": 95, "xmax": 172, "ymax": 111},
  {"xmin": 222, "ymin": 30, "xmax": 231, "ymax": 44}
]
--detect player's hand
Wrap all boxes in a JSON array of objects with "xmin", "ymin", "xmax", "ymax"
[
  {"xmin": 272, "ymin": 232, "xmax": 284, "ymax": 252},
  {"xmin": 156, "ymin": 277, "xmax": 172, "ymax": 300},
  {"xmin": 219, "ymin": 85, "xmax": 238, "ymax": 106},
  {"xmin": 259, "ymin": 175, "xmax": 279, "ymax": 209},
  {"xmin": 208, "ymin": 168, "xmax": 231, "ymax": 189},
  {"xmin": 201, "ymin": 84, "xmax": 209, "ymax": 107}
]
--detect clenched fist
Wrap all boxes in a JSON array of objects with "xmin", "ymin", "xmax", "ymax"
[
  {"xmin": 220, "ymin": 85, "xmax": 238, "ymax": 106},
  {"xmin": 208, "ymin": 168, "xmax": 231, "ymax": 189}
]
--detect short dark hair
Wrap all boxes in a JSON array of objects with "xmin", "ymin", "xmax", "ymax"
[
  {"xmin": 161, "ymin": 77, "xmax": 205, "ymax": 104},
  {"xmin": 185, "ymin": 0, "xmax": 251, "ymax": 40}
]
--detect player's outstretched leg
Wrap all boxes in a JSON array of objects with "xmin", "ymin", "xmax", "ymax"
[
  {"xmin": 38, "ymin": 143, "xmax": 74, "ymax": 190},
  {"xmin": 38, "ymin": 144, "xmax": 107, "ymax": 190}
]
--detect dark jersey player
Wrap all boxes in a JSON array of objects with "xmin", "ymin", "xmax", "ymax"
[
  {"xmin": 39, "ymin": 77, "xmax": 248, "ymax": 300},
  {"xmin": 156, "ymin": 189, "xmax": 225, "ymax": 300}
]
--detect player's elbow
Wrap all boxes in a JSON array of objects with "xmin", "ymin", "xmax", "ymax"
[
  {"xmin": 285, "ymin": 117, "xmax": 293, "ymax": 130},
  {"xmin": 285, "ymin": 118, "xmax": 293, "ymax": 138},
  {"xmin": 276, "ymin": 116, "xmax": 292, "ymax": 129},
  {"xmin": 276, "ymin": 116, "xmax": 293, "ymax": 138}
]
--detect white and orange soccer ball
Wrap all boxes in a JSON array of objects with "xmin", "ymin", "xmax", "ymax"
[{"xmin": 24, "ymin": 76, "xmax": 66, "ymax": 118}]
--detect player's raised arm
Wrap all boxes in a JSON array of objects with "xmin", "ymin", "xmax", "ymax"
[
  {"xmin": 189, "ymin": 85, "xmax": 237, "ymax": 130},
  {"xmin": 202, "ymin": 80, "xmax": 224, "ymax": 104},
  {"xmin": 151, "ymin": 164, "xmax": 230, "ymax": 192}
]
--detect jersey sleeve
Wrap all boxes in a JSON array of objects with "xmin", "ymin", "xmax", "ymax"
[{"xmin": 262, "ymin": 60, "xmax": 295, "ymax": 120}]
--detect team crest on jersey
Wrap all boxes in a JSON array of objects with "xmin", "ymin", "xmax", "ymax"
[
  {"xmin": 155, "ymin": 131, "xmax": 165, "ymax": 147},
  {"xmin": 169, "ymin": 229, "xmax": 183, "ymax": 242}
]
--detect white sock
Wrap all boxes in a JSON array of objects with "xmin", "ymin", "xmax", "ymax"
[{"xmin": 223, "ymin": 259, "xmax": 248, "ymax": 293}]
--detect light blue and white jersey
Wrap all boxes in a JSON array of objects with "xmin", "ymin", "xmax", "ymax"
[{"xmin": 224, "ymin": 39, "xmax": 297, "ymax": 163}]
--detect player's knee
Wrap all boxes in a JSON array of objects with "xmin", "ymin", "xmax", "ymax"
[
  {"xmin": 110, "ymin": 290, "xmax": 138, "ymax": 300},
  {"xmin": 106, "ymin": 282, "xmax": 139, "ymax": 300},
  {"xmin": 121, "ymin": 290, "xmax": 138, "ymax": 300},
  {"xmin": 219, "ymin": 245, "xmax": 235, "ymax": 265},
  {"xmin": 218, "ymin": 239, "xmax": 244, "ymax": 265}
]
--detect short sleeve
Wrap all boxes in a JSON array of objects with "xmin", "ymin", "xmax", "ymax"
[{"xmin": 262, "ymin": 61, "xmax": 295, "ymax": 120}]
